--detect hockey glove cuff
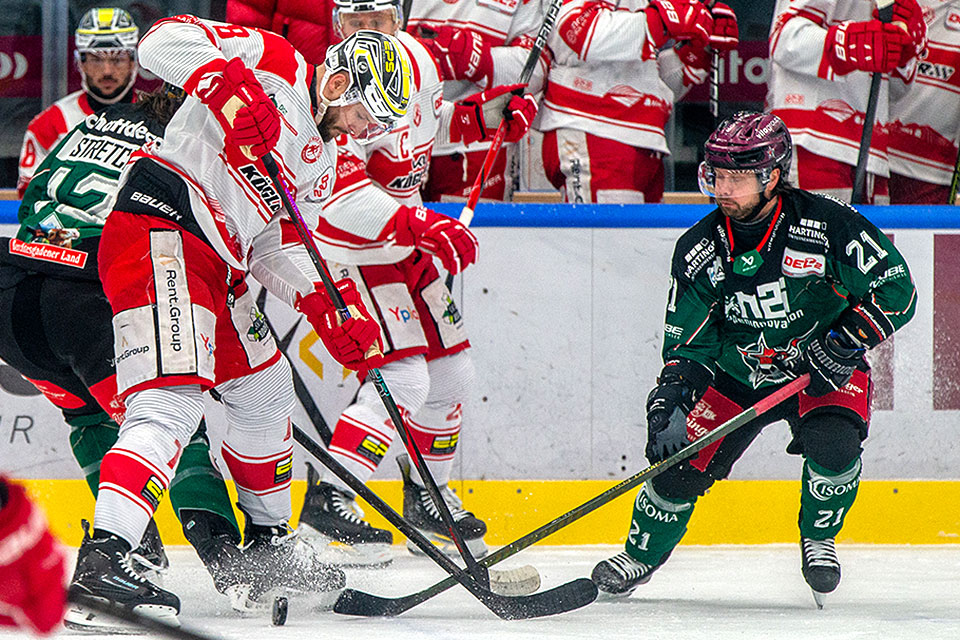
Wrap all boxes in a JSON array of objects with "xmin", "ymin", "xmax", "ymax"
[
  {"xmin": 835, "ymin": 297, "xmax": 896, "ymax": 350},
  {"xmin": 803, "ymin": 331, "xmax": 865, "ymax": 397}
]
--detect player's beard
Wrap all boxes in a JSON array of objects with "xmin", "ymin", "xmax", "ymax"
[
  {"xmin": 87, "ymin": 71, "xmax": 133, "ymax": 102},
  {"xmin": 718, "ymin": 193, "xmax": 772, "ymax": 223},
  {"xmin": 316, "ymin": 107, "xmax": 342, "ymax": 142}
]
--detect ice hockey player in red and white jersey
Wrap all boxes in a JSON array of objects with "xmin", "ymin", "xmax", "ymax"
[
  {"xmin": 294, "ymin": 0, "xmax": 535, "ymax": 564},
  {"xmin": 407, "ymin": 0, "xmax": 551, "ymax": 201},
  {"xmin": 539, "ymin": 0, "xmax": 739, "ymax": 203},
  {"xmin": 0, "ymin": 476, "xmax": 68, "ymax": 636},
  {"xmin": 65, "ymin": 16, "xmax": 411, "ymax": 628},
  {"xmin": 888, "ymin": 1, "xmax": 960, "ymax": 204},
  {"xmin": 17, "ymin": 7, "xmax": 140, "ymax": 198},
  {"xmin": 768, "ymin": 0, "xmax": 927, "ymax": 204}
]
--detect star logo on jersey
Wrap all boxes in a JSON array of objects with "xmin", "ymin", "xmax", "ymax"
[{"xmin": 737, "ymin": 326, "xmax": 816, "ymax": 388}]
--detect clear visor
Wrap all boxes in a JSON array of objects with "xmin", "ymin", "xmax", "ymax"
[{"xmin": 698, "ymin": 162, "xmax": 770, "ymax": 198}]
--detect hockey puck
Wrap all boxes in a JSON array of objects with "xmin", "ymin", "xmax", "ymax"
[{"xmin": 272, "ymin": 596, "xmax": 288, "ymax": 626}]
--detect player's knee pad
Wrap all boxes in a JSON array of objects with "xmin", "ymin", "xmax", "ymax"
[
  {"xmin": 423, "ymin": 351, "xmax": 474, "ymax": 408},
  {"xmin": 215, "ymin": 357, "xmax": 296, "ymax": 431},
  {"xmin": 358, "ymin": 355, "xmax": 430, "ymax": 414},
  {"xmin": 792, "ymin": 409, "xmax": 865, "ymax": 473},
  {"xmin": 651, "ymin": 462, "xmax": 716, "ymax": 501}
]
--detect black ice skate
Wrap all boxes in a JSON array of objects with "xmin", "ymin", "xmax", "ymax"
[
  {"xmin": 801, "ymin": 537, "xmax": 841, "ymax": 609},
  {"xmin": 397, "ymin": 453, "xmax": 488, "ymax": 558},
  {"xmin": 228, "ymin": 513, "xmax": 346, "ymax": 615},
  {"xmin": 591, "ymin": 550, "xmax": 669, "ymax": 596},
  {"xmin": 298, "ymin": 463, "xmax": 393, "ymax": 567},
  {"xmin": 65, "ymin": 522, "xmax": 180, "ymax": 631},
  {"xmin": 128, "ymin": 518, "xmax": 169, "ymax": 583},
  {"xmin": 181, "ymin": 510, "xmax": 247, "ymax": 596}
]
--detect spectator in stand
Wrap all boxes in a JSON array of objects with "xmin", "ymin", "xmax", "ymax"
[
  {"xmin": 768, "ymin": 0, "xmax": 927, "ymax": 204},
  {"xmin": 888, "ymin": 1, "xmax": 960, "ymax": 204},
  {"xmin": 538, "ymin": 0, "xmax": 739, "ymax": 203},
  {"xmin": 226, "ymin": 0, "xmax": 336, "ymax": 64},
  {"xmin": 0, "ymin": 476, "xmax": 68, "ymax": 636},
  {"xmin": 408, "ymin": 0, "xmax": 551, "ymax": 202},
  {"xmin": 17, "ymin": 7, "xmax": 139, "ymax": 198}
]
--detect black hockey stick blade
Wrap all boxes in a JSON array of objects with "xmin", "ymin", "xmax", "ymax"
[
  {"xmin": 335, "ymin": 577, "xmax": 597, "ymax": 620},
  {"xmin": 293, "ymin": 426, "xmax": 597, "ymax": 619},
  {"xmin": 334, "ymin": 375, "xmax": 810, "ymax": 617}
]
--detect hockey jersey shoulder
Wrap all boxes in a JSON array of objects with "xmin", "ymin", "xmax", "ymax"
[{"xmin": 673, "ymin": 212, "xmax": 724, "ymax": 284}]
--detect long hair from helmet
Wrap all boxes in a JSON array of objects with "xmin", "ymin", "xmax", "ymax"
[
  {"xmin": 333, "ymin": 0, "xmax": 403, "ymax": 37},
  {"xmin": 74, "ymin": 7, "xmax": 140, "ymax": 104},
  {"xmin": 319, "ymin": 29, "xmax": 411, "ymax": 143}
]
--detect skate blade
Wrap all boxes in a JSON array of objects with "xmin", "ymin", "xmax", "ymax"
[
  {"xmin": 405, "ymin": 530, "xmax": 488, "ymax": 560},
  {"xmin": 811, "ymin": 589, "xmax": 827, "ymax": 609},
  {"xmin": 299, "ymin": 526, "xmax": 394, "ymax": 568},
  {"xmin": 64, "ymin": 600, "xmax": 180, "ymax": 633}
]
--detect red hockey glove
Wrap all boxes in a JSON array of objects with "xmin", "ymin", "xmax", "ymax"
[
  {"xmin": 645, "ymin": 0, "xmax": 713, "ymax": 50},
  {"xmin": 418, "ymin": 26, "xmax": 493, "ymax": 87},
  {"xmin": 879, "ymin": 0, "xmax": 927, "ymax": 66},
  {"xmin": 393, "ymin": 206, "xmax": 478, "ymax": 275},
  {"xmin": 451, "ymin": 84, "xmax": 538, "ymax": 146},
  {"xmin": 0, "ymin": 478, "xmax": 67, "ymax": 635},
  {"xmin": 675, "ymin": 39, "xmax": 710, "ymax": 85},
  {"xmin": 295, "ymin": 280, "xmax": 383, "ymax": 372},
  {"xmin": 707, "ymin": 2, "xmax": 739, "ymax": 52},
  {"xmin": 191, "ymin": 57, "xmax": 281, "ymax": 158},
  {"xmin": 824, "ymin": 20, "xmax": 911, "ymax": 75}
]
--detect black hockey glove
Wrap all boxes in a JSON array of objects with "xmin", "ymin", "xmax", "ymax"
[
  {"xmin": 803, "ymin": 330, "xmax": 865, "ymax": 397},
  {"xmin": 645, "ymin": 358, "xmax": 713, "ymax": 463}
]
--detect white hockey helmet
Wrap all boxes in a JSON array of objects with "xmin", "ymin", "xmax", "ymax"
[
  {"xmin": 322, "ymin": 29, "xmax": 411, "ymax": 142},
  {"xmin": 74, "ymin": 8, "xmax": 140, "ymax": 104},
  {"xmin": 333, "ymin": 0, "xmax": 403, "ymax": 37},
  {"xmin": 75, "ymin": 7, "xmax": 139, "ymax": 55}
]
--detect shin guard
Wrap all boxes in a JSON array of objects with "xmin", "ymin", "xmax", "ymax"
[
  {"xmin": 403, "ymin": 404, "xmax": 462, "ymax": 486},
  {"xmin": 799, "ymin": 458, "xmax": 861, "ymax": 540}
]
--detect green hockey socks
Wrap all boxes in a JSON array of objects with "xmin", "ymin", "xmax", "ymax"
[
  {"xmin": 799, "ymin": 457, "xmax": 861, "ymax": 540},
  {"xmin": 625, "ymin": 482, "xmax": 695, "ymax": 565}
]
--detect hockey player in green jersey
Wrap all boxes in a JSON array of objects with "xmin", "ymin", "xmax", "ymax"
[
  {"xmin": 591, "ymin": 112, "xmax": 916, "ymax": 607},
  {"xmin": 0, "ymin": 86, "xmax": 251, "ymax": 625}
]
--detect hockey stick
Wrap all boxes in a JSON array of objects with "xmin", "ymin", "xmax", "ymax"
[
  {"xmin": 852, "ymin": 0, "xmax": 895, "ymax": 205},
  {"xmin": 401, "ymin": 0, "xmax": 413, "ymax": 31},
  {"xmin": 443, "ymin": 0, "xmax": 563, "ymax": 291},
  {"xmin": 294, "ymin": 425, "xmax": 598, "ymax": 619},
  {"xmin": 68, "ymin": 593, "xmax": 220, "ymax": 640},
  {"xmin": 259, "ymin": 153, "xmax": 540, "ymax": 594},
  {"xmin": 948, "ymin": 143, "xmax": 960, "ymax": 205},
  {"xmin": 335, "ymin": 374, "xmax": 810, "ymax": 617},
  {"xmin": 706, "ymin": 1, "xmax": 720, "ymax": 126}
]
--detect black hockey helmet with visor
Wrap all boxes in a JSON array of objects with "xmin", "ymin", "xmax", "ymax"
[{"xmin": 699, "ymin": 111, "xmax": 793, "ymax": 198}]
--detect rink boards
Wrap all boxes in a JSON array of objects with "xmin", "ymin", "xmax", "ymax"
[{"xmin": 1, "ymin": 203, "xmax": 959, "ymax": 545}]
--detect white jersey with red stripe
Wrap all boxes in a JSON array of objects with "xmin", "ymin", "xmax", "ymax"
[
  {"xmin": 133, "ymin": 15, "xmax": 344, "ymax": 308},
  {"xmin": 406, "ymin": 0, "xmax": 549, "ymax": 156},
  {"xmin": 17, "ymin": 90, "xmax": 96, "ymax": 197},
  {"xmin": 314, "ymin": 31, "xmax": 451, "ymax": 266},
  {"xmin": 768, "ymin": 0, "xmax": 916, "ymax": 175},
  {"xmin": 888, "ymin": 2, "xmax": 960, "ymax": 185},
  {"xmin": 537, "ymin": 0, "xmax": 705, "ymax": 154}
]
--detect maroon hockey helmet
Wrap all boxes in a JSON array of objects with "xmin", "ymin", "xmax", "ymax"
[{"xmin": 699, "ymin": 111, "xmax": 792, "ymax": 197}]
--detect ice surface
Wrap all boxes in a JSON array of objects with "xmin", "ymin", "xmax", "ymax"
[{"xmin": 4, "ymin": 545, "xmax": 958, "ymax": 640}]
